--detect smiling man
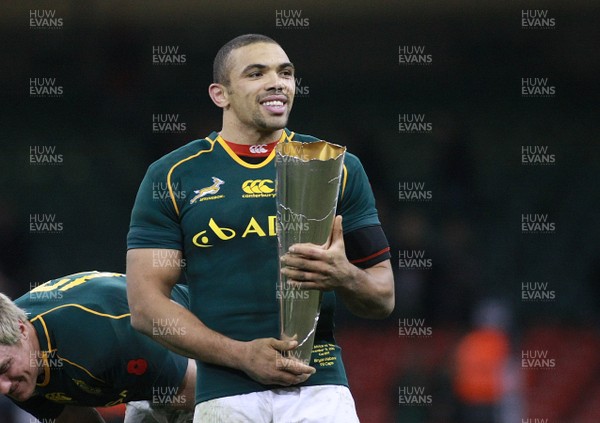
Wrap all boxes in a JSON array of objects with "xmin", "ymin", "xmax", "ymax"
[
  {"xmin": 0, "ymin": 271, "xmax": 195, "ymax": 423},
  {"xmin": 127, "ymin": 34, "xmax": 394, "ymax": 422}
]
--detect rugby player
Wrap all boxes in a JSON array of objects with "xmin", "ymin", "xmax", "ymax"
[
  {"xmin": 127, "ymin": 34, "xmax": 394, "ymax": 422},
  {"xmin": 0, "ymin": 271, "xmax": 194, "ymax": 423}
]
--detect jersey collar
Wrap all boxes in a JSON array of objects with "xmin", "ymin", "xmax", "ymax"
[
  {"xmin": 213, "ymin": 129, "xmax": 295, "ymax": 169},
  {"xmin": 30, "ymin": 317, "xmax": 53, "ymax": 387}
]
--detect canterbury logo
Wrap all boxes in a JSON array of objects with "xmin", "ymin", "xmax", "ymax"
[
  {"xmin": 249, "ymin": 144, "xmax": 268, "ymax": 154},
  {"xmin": 190, "ymin": 177, "xmax": 224, "ymax": 204},
  {"xmin": 242, "ymin": 179, "xmax": 274, "ymax": 194}
]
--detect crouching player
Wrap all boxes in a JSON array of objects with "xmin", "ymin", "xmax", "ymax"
[{"xmin": 0, "ymin": 271, "xmax": 194, "ymax": 423}]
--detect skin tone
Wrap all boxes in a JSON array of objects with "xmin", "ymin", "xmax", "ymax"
[
  {"xmin": 126, "ymin": 40, "xmax": 394, "ymax": 387},
  {"xmin": 208, "ymin": 42, "xmax": 296, "ymax": 145},
  {"xmin": 0, "ymin": 322, "xmax": 105, "ymax": 422},
  {"xmin": 0, "ymin": 321, "xmax": 41, "ymax": 402}
]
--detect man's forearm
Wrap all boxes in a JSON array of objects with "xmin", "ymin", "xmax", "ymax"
[
  {"xmin": 129, "ymin": 290, "xmax": 316, "ymax": 387},
  {"xmin": 129, "ymin": 293, "xmax": 247, "ymax": 370},
  {"xmin": 337, "ymin": 261, "xmax": 395, "ymax": 319},
  {"xmin": 127, "ymin": 249, "xmax": 249, "ymax": 370},
  {"xmin": 126, "ymin": 249, "xmax": 316, "ymax": 386}
]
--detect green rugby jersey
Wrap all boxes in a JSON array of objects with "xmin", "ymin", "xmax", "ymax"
[
  {"xmin": 12, "ymin": 271, "xmax": 189, "ymax": 420},
  {"xmin": 127, "ymin": 129, "xmax": 383, "ymax": 404}
]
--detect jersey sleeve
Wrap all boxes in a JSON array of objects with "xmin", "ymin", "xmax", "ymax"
[
  {"xmin": 338, "ymin": 152, "xmax": 391, "ymax": 267},
  {"xmin": 338, "ymin": 152, "xmax": 381, "ymax": 232},
  {"xmin": 127, "ymin": 162, "xmax": 183, "ymax": 250}
]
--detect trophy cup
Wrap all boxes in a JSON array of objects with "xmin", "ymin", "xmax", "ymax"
[{"xmin": 275, "ymin": 140, "xmax": 346, "ymax": 365}]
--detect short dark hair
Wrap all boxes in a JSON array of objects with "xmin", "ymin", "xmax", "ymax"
[{"xmin": 213, "ymin": 34, "xmax": 280, "ymax": 85}]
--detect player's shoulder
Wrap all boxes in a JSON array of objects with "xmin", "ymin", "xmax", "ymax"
[
  {"xmin": 146, "ymin": 134, "xmax": 218, "ymax": 175},
  {"xmin": 19, "ymin": 272, "xmax": 129, "ymax": 326}
]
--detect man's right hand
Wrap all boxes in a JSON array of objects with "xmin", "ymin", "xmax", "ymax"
[{"xmin": 240, "ymin": 338, "xmax": 316, "ymax": 386}]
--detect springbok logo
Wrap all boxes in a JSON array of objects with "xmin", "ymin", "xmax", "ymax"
[{"xmin": 190, "ymin": 177, "xmax": 224, "ymax": 204}]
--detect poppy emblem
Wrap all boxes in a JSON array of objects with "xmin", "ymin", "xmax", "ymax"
[{"xmin": 127, "ymin": 359, "xmax": 148, "ymax": 376}]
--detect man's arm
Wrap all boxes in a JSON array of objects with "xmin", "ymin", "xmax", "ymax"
[
  {"xmin": 126, "ymin": 249, "xmax": 315, "ymax": 386},
  {"xmin": 280, "ymin": 216, "xmax": 395, "ymax": 319}
]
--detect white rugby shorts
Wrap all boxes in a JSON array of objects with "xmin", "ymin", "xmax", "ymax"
[{"xmin": 194, "ymin": 385, "xmax": 360, "ymax": 423}]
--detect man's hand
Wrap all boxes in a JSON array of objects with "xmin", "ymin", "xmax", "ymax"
[
  {"xmin": 280, "ymin": 215, "xmax": 395, "ymax": 319},
  {"xmin": 240, "ymin": 338, "xmax": 316, "ymax": 386},
  {"xmin": 280, "ymin": 215, "xmax": 355, "ymax": 291}
]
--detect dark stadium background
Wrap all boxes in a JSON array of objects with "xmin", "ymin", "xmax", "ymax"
[{"xmin": 1, "ymin": 1, "xmax": 598, "ymax": 422}]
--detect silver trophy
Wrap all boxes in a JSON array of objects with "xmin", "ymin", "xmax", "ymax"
[{"xmin": 276, "ymin": 140, "xmax": 346, "ymax": 365}]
